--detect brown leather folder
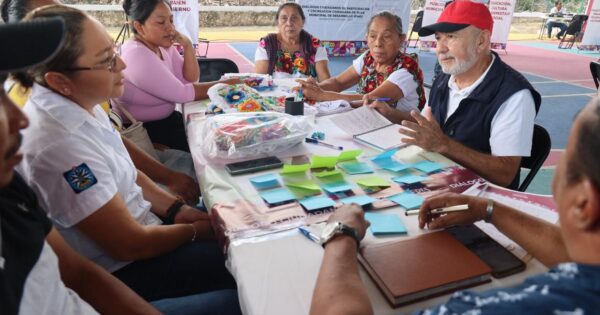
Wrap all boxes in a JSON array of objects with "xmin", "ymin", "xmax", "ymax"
[{"xmin": 358, "ymin": 230, "xmax": 492, "ymax": 307}]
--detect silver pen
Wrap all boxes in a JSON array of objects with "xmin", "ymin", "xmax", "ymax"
[{"xmin": 405, "ymin": 204, "xmax": 469, "ymax": 216}]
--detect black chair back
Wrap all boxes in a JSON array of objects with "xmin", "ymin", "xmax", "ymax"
[
  {"xmin": 408, "ymin": 11, "xmax": 424, "ymax": 48},
  {"xmin": 198, "ymin": 58, "xmax": 239, "ymax": 82},
  {"xmin": 590, "ymin": 61, "xmax": 600, "ymax": 89},
  {"xmin": 519, "ymin": 124, "xmax": 551, "ymax": 192},
  {"xmin": 565, "ymin": 14, "xmax": 588, "ymax": 35}
]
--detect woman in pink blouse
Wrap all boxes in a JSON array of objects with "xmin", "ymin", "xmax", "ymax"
[{"xmin": 117, "ymin": 0, "xmax": 238, "ymax": 152}]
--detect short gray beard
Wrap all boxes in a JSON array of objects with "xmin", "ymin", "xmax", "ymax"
[{"xmin": 439, "ymin": 42, "xmax": 478, "ymax": 76}]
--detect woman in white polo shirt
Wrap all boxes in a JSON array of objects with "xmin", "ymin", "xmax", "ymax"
[{"xmin": 15, "ymin": 6, "xmax": 240, "ymax": 314}]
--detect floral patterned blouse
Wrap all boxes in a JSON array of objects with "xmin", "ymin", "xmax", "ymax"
[
  {"xmin": 357, "ymin": 50, "xmax": 426, "ymax": 110},
  {"xmin": 256, "ymin": 35, "xmax": 327, "ymax": 78}
]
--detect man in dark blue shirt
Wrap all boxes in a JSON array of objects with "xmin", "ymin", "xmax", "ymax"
[{"xmin": 310, "ymin": 95, "xmax": 600, "ymax": 315}]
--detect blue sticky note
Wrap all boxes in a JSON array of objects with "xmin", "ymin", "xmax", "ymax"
[
  {"xmin": 365, "ymin": 213, "xmax": 407, "ymax": 235},
  {"xmin": 339, "ymin": 195, "xmax": 377, "ymax": 206},
  {"xmin": 299, "ymin": 195, "xmax": 336, "ymax": 212},
  {"xmin": 374, "ymin": 159, "xmax": 410, "ymax": 172},
  {"xmin": 338, "ymin": 161, "xmax": 374, "ymax": 175},
  {"xmin": 260, "ymin": 188, "xmax": 296, "ymax": 205},
  {"xmin": 371, "ymin": 148, "xmax": 398, "ymax": 161},
  {"xmin": 411, "ymin": 161, "xmax": 444, "ymax": 173},
  {"xmin": 322, "ymin": 181, "xmax": 355, "ymax": 194},
  {"xmin": 388, "ymin": 192, "xmax": 424, "ymax": 209},
  {"xmin": 392, "ymin": 174, "xmax": 429, "ymax": 184},
  {"xmin": 250, "ymin": 173, "xmax": 280, "ymax": 189}
]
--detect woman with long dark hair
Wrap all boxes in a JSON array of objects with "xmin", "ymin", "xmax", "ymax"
[
  {"xmin": 254, "ymin": 2, "xmax": 331, "ymax": 81},
  {"xmin": 16, "ymin": 5, "xmax": 240, "ymax": 314},
  {"xmin": 115, "ymin": 0, "xmax": 239, "ymax": 152}
]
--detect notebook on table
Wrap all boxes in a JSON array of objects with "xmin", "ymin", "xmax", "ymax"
[
  {"xmin": 329, "ymin": 105, "xmax": 409, "ymax": 151},
  {"xmin": 358, "ymin": 230, "xmax": 492, "ymax": 307}
]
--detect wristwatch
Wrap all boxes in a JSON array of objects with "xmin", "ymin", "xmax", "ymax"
[
  {"xmin": 164, "ymin": 196, "xmax": 186, "ymax": 225},
  {"xmin": 320, "ymin": 221, "xmax": 360, "ymax": 249}
]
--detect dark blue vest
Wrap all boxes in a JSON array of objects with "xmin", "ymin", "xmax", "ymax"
[{"xmin": 429, "ymin": 52, "xmax": 541, "ymax": 189}]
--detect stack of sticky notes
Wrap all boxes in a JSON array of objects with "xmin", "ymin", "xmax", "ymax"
[
  {"xmin": 371, "ymin": 149, "xmax": 410, "ymax": 172},
  {"xmin": 249, "ymin": 173, "xmax": 280, "ymax": 190},
  {"xmin": 388, "ymin": 192, "xmax": 424, "ymax": 209},
  {"xmin": 260, "ymin": 188, "xmax": 297, "ymax": 206},
  {"xmin": 311, "ymin": 155, "xmax": 338, "ymax": 169},
  {"xmin": 313, "ymin": 169, "xmax": 343, "ymax": 179},
  {"xmin": 337, "ymin": 149, "xmax": 363, "ymax": 162},
  {"xmin": 410, "ymin": 160, "xmax": 443, "ymax": 174},
  {"xmin": 339, "ymin": 195, "xmax": 377, "ymax": 207},
  {"xmin": 299, "ymin": 195, "xmax": 336, "ymax": 212},
  {"xmin": 338, "ymin": 161, "xmax": 374, "ymax": 175},
  {"xmin": 356, "ymin": 176, "xmax": 390, "ymax": 193},
  {"xmin": 321, "ymin": 181, "xmax": 355, "ymax": 194},
  {"xmin": 365, "ymin": 213, "xmax": 407, "ymax": 235},
  {"xmin": 391, "ymin": 174, "xmax": 429, "ymax": 185},
  {"xmin": 281, "ymin": 163, "xmax": 311, "ymax": 175},
  {"xmin": 286, "ymin": 180, "xmax": 321, "ymax": 196}
]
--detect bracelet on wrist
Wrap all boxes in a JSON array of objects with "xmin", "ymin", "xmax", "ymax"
[
  {"xmin": 164, "ymin": 196, "xmax": 185, "ymax": 225},
  {"xmin": 484, "ymin": 199, "xmax": 494, "ymax": 223},
  {"xmin": 189, "ymin": 224, "xmax": 197, "ymax": 242}
]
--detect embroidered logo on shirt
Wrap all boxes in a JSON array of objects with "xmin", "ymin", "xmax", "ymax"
[{"xmin": 63, "ymin": 163, "xmax": 98, "ymax": 194}]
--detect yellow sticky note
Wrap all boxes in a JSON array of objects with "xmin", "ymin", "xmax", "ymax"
[
  {"xmin": 311, "ymin": 155, "xmax": 339, "ymax": 169},
  {"xmin": 356, "ymin": 176, "xmax": 390, "ymax": 188},
  {"xmin": 281, "ymin": 164, "xmax": 311, "ymax": 174},
  {"xmin": 314, "ymin": 169, "xmax": 342, "ymax": 178},
  {"xmin": 286, "ymin": 180, "xmax": 322, "ymax": 194},
  {"xmin": 338, "ymin": 149, "xmax": 363, "ymax": 162}
]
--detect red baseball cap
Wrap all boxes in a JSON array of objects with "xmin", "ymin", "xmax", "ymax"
[{"xmin": 418, "ymin": 1, "xmax": 494, "ymax": 37}]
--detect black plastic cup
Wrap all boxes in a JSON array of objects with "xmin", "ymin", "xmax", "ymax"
[{"xmin": 285, "ymin": 97, "xmax": 304, "ymax": 116}]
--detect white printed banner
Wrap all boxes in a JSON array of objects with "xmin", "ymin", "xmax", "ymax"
[
  {"xmin": 580, "ymin": 0, "xmax": 600, "ymax": 51},
  {"xmin": 420, "ymin": 0, "xmax": 447, "ymax": 48},
  {"xmin": 172, "ymin": 0, "xmax": 199, "ymax": 46},
  {"xmin": 421, "ymin": 0, "xmax": 513, "ymax": 50},
  {"xmin": 297, "ymin": 0, "xmax": 411, "ymax": 41},
  {"xmin": 489, "ymin": 0, "xmax": 516, "ymax": 50}
]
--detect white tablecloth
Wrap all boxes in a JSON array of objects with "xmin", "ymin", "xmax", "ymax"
[{"xmin": 183, "ymin": 81, "xmax": 549, "ymax": 315}]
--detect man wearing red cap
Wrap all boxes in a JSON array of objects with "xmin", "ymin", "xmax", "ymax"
[{"xmin": 384, "ymin": 1, "xmax": 541, "ymax": 190}]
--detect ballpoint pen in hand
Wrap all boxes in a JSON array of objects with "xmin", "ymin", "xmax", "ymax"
[{"xmin": 405, "ymin": 204, "xmax": 470, "ymax": 216}]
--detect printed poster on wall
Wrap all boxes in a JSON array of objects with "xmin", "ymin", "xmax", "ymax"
[
  {"xmin": 420, "ymin": 0, "xmax": 513, "ymax": 50},
  {"xmin": 297, "ymin": 0, "xmax": 411, "ymax": 41},
  {"xmin": 172, "ymin": 0, "xmax": 199, "ymax": 46},
  {"xmin": 580, "ymin": 0, "xmax": 600, "ymax": 51}
]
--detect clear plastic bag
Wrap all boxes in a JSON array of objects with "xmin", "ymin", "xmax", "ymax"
[{"xmin": 199, "ymin": 112, "xmax": 313, "ymax": 159}]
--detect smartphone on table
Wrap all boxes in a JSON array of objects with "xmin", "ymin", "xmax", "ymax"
[{"xmin": 225, "ymin": 156, "xmax": 283, "ymax": 175}]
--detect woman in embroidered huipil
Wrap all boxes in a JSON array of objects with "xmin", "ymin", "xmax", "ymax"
[
  {"xmin": 254, "ymin": 3, "xmax": 331, "ymax": 81},
  {"xmin": 299, "ymin": 11, "xmax": 426, "ymax": 122}
]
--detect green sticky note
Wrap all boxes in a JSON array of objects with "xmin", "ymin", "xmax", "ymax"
[
  {"xmin": 338, "ymin": 149, "xmax": 363, "ymax": 162},
  {"xmin": 311, "ymin": 155, "xmax": 338, "ymax": 169},
  {"xmin": 356, "ymin": 176, "xmax": 390, "ymax": 188},
  {"xmin": 314, "ymin": 169, "xmax": 342, "ymax": 178},
  {"xmin": 281, "ymin": 163, "xmax": 310, "ymax": 174},
  {"xmin": 286, "ymin": 180, "xmax": 322, "ymax": 194}
]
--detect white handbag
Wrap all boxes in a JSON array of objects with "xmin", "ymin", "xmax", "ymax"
[{"xmin": 111, "ymin": 99, "xmax": 160, "ymax": 161}]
